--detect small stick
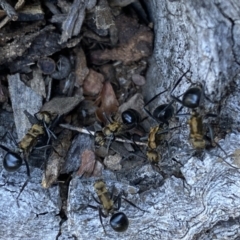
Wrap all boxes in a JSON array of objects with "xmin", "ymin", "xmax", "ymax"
[
  {"xmin": 60, "ymin": 123, "xmax": 147, "ymax": 146},
  {"xmin": 0, "ymin": 0, "xmax": 18, "ymax": 20},
  {"xmin": 0, "ymin": 0, "xmax": 25, "ymax": 29}
]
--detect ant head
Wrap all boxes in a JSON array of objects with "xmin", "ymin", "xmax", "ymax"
[
  {"xmin": 122, "ymin": 109, "xmax": 141, "ymax": 125},
  {"xmin": 153, "ymin": 104, "xmax": 174, "ymax": 124},
  {"xmin": 36, "ymin": 111, "xmax": 52, "ymax": 124},
  {"xmin": 3, "ymin": 152, "xmax": 23, "ymax": 172},
  {"xmin": 102, "ymin": 126, "xmax": 112, "ymax": 136},
  {"xmin": 182, "ymin": 86, "xmax": 202, "ymax": 109},
  {"xmin": 110, "ymin": 212, "xmax": 129, "ymax": 232}
]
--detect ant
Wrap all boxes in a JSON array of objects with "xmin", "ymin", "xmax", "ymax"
[
  {"xmin": 97, "ymin": 109, "xmax": 144, "ymax": 151},
  {"xmin": 143, "ymin": 84, "xmax": 186, "ymax": 164},
  {"xmin": 170, "ymin": 70, "xmax": 239, "ymax": 169},
  {"xmin": 0, "ymin": 111, "xmax": 58, "ymax": 199},
  {"xmin": 102, "ymin": 109, "xmax": 142, "ymax": 137},
  {"xmin": 88, "ymin": 179, "xmax": 145, "ymax": 233}
]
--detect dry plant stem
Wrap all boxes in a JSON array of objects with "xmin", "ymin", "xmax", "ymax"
[
  {"xmin": 0, "ymin": 0, "xmax": 25, "ymax": 29},
  {"xmin": 0, "ymin": 0, "xmax": 18, "ymax": 20},
  {"xmin": 60, "ymin": 123, "xmax": 147, "ymax": 146}
]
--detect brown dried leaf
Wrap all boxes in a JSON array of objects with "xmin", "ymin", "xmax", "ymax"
[
  {"xmin": 91, "ymin": 25, "xmax": 153, "ymax": 64},
  {"xmin": 83, "ymin": 69, "xmax": 104, "ymax": 96},
  {"xmin": 95, "ymin": 81, "xmax": 119, "ymax": 123},
  {"xmin": 90, "ymin": 14, "xmax": 153, "ymax": 64},
  {"xmin": 77, "ymin": 149, "xmax": 103, "ymax": 177}
]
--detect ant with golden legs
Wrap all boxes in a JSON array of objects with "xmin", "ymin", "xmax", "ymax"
[
  {"xmin": 142, "ymin": 71, "xmax": 190, "ymax": 165},
  {"xmin": 170, "ymin": 69, "xmax": 239, "ymax": 169},
  {"xmin": 88, "ymin": 179, "xmax": 146, "ymax": 233},
  {"xmin": 0, "ymin": 110, "xmax": 58, "ymax": 201}
]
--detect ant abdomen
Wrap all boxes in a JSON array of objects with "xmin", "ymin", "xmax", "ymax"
[
  {"xmin": 122, "ymin": 109, "xmax": 141, "ymax": 125},
  {"xmin": 182, "ymin": 87, "xmax": 202, "ymax": 109},
  {"xmin": 3, "ymin": 152, "xmax": 22, "ymax": 172},
  {"xmin": 110, "ymin": 212, "xmax": 129, "ymax": 232},
  {"xmin": 153, "ymin": 104, "xmax": 174, "ymax": 123}
]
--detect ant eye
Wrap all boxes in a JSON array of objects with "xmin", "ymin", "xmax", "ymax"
[
  {"xmin": 3, "ymin": 152, "xmax": 22, "ymax": 172},
  {"xmin": 110, "ymin": 212, "xmax": 129, "ymax": 232}
]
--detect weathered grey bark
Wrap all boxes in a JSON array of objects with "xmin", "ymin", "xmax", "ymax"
[{"xmin": 1, "ymin": 0, "xmax": 240, "ymax": 240}]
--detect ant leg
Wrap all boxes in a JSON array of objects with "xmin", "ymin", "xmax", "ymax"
[
  {"xmin": 34, "ymin": 145, "xmax": 53, "ymax": 150},
  {"xmin": 170, "ymin": 69, "xmax": 191, "ymax": 96},
  {"xmin": 144, "ymin": 89, "xmax": 168, "ymax": 108},
  {"xmin": 175, "ymin": 112, "xmax": 191, "ymax": 117},
  {"xmin": 87, "ymin": 204, "xmax": 98, "ymax": 210},
  {"xmin": 88, "ymin": 203, "xmax": 108, "ymax": 233},
  {"xmin": 113, "ymin": 192, "xmax": 125, "ymax": 211},
  {"xmin": 6, "ymin": 131, "xmax": 18, "ymax": 147},
  {"xmin": 43, "ymin": 120, "xmax": 57, "ymax": 143},
  {"xmin": 16, "ymin": 155, "xmax": 31, "ymax": 204},
  {"xmin": 171, "ymin": 157, "xmax": 184, "ymax": 167},
  {"xmin": 206, "ymin": 124, "xmax": 239, "ymax": 169},
  {"xmin": 121, "ymin": 196, "xmax": 147, "ymax": 212},
  {"xmin": 106, "ymin": 134, "xmax": 114, "ymax": 154},
  {"xmin": 96, "ymin": 207, "xmax": 108, "ymax": 233},
  {"xmin": 103, "ymin": 112, "xmax": 113, "ymax": 124},
  {"xmin": 110, "ymin": 185, "xmax": 118, "ymax": 201},
  {"xmin": 176, "ymin": 105, "xmax": 184, "ymax": 114},
  {"xmin": 25, "ymin": 110, "xmax": 38, "ymax": 125},
  {"xmin": 0, "ymin": 144, "xmax": 13, "ymax": 153},
  {"xmin": 22, "ymin": 155, "xmax": 30, "ymax": 177},
  {"xmin": 144, "ymin": 90, "xmax": 174, "ymax": 125},
  {"xmin": 114, "ymin": 191, "xmax": 149, "ymax": 214},
  {"xmin": 92, "ymin": 194, "xmax": 101, "ymax": 205},
  {"xmin": 170, "ymin": 70, "xmax": 191, "ymax": 104},
  {"xmin": 50, "ymin": 114, "xmax": 61, "ymax": 130}
]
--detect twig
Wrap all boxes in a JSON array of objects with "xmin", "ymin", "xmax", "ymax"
[
  {"xmin": 0, "ymin": 0, "xmax": 18, "ymax": 20},
  {"xmin": 60, "ymin": 123, "xmax": 147, "ymax": 146},
  {"xmin": 0, "ymin": 0, "xmax": 25, "ymax": 29}
]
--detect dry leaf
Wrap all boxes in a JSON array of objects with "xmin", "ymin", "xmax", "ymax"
[
  {"xmin": 83, "ymin": 69, "xmax": 104, "ymax": 96},
  {"xmin": 95, "ymin": 81, "xmax": 119, "ymax": 123},
  {"xmin": 77, "ymin": 149, "xmax": 103, "ymax": 177}
]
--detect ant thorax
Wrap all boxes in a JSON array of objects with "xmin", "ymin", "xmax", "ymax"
[
  {"xmin": 102, "ymin": 122, "xmax": 122, "ymax": 136},
  {"xmin": 18, "ymin": 124, "xmax": 45, "ymax": 154},
  {"xmin": 94, "ymin": 180, "xmax": 114, "ymax": 213}
]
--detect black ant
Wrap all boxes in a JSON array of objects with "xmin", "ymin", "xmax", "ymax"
[
  {"xmin": 0, "ymin": 111, "xmax": 58, "ymax": 199},
  {"xmin": 143, "ymin": 89, "xmax": 182, "ymax": 164},
  {"xmin": 88, "ymin": 179, "xmax": 145, "ymax": 233},
  {"xmin": 170, "ymin": 70, "xmax": 239, "ymax": 169},
  {"xmin": 96, "ymin": 109, "xmax": 144, "ymax": 151},
  {"xmin": 102, "ymin": 109, "xmax": 142, "ymax": 137}
]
